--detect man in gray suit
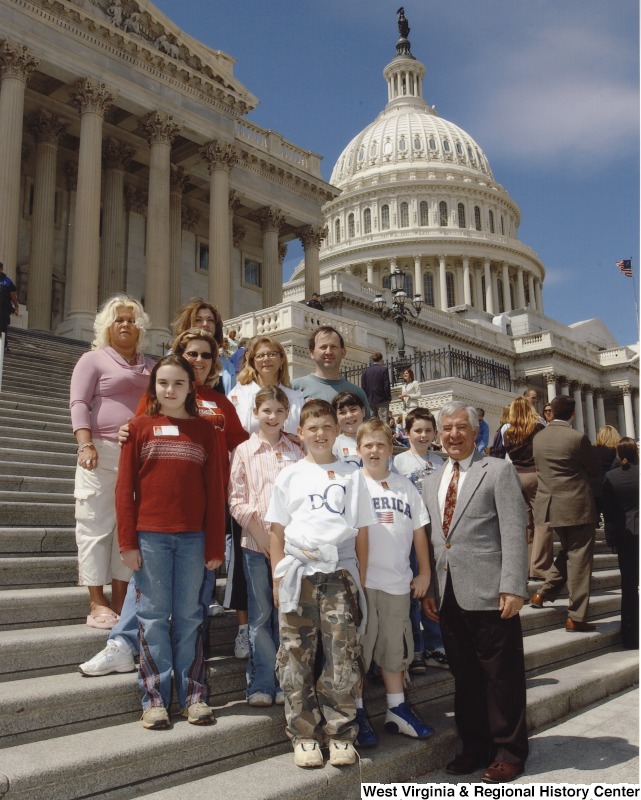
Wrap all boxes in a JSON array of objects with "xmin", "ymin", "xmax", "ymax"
[
  {"xmin": 530, "ymin": 395, "xmax": 600, "ymax": 631},
  {"xmin": 421, "ymin": 401, "xmax": 529, "ymax": 783}
]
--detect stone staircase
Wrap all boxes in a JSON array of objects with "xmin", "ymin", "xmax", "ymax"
[{"xmin": 0, "ymin": 327, "xmax": 637, "ymax": 800}]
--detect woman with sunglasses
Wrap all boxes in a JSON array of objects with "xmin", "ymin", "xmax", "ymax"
[
  {"xmin": 79, "ymin": 328, "xmax": 248, "ymax": 677},
  {"xmin": 230, "ymin": 337, "xmax": 304, "ymax": 435}
]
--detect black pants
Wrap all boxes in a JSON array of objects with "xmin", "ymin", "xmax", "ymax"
[
  {"xmin": 439, "ymin": 574, "xmax": 529, "ymax": 766},
  {"xmin": 615, "ymin": 532, "xmax": 639, "ymax": 649}
]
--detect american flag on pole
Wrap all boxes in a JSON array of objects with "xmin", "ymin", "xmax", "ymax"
[{"xmin": 616, "ymin": 259, "xmax": 633, "ymax": 277}]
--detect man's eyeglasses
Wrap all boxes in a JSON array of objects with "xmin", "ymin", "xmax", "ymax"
[
  {"xmin": 184, "ymin": 351, "xmax": 213, "ymax": 360},
  {"xmin": 254, "ymin": 352, "xmax": 279, "ymax": 360}
]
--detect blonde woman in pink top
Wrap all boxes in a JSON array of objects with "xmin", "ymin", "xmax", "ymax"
[{"xmin": 70, "ymin": 295, "xmax": 154, "ymax": 629}]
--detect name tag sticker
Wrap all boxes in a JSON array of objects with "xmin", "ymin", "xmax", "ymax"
[
  {"xmin": 153, "ymin": 425, "xmax": 180, "ymax": 436},
  {"xmin": 199, "ymin": 400, "xmax": 219, "ymax": 410}
]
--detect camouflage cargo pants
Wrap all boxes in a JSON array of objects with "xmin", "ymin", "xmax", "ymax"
[{"xmin": 276, "ymin": 569, "xmax": 360, "ymax": 745}]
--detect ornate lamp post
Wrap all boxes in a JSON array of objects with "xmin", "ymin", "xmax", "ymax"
[{"xmin": 373, "ymin": 268, "xmax": 422, "ymax": 375}]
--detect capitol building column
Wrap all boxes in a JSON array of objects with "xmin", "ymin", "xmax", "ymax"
[
  {"xmin": 300, "ymin": 225, "xmax": 325, "ymax": 299},
  {"xmin": 584, "ymin": 385, "xmax": 597, "ymax": 442},
  {"xmin": 559, "ymin": 377, "xmax": 570, "ymax": 397},
  {"xmin": 413, "ymin": 255, "xmax": 422, "ymax": 300},
  {"xmin": 501, "ymin": 261, "xmax": 512, "ymax": 313},
  {"xmin": 169, "ymin": 165, "xmax": 189, "ymax": 319},
  {"xmin": 474, "ymin": 265, "xmax": 483, "ymax": 311},
  {"xmin": 59, "ymin": 79, "xmax": 114, "ymax": 340},
  {"xmin": 201, "ymin": 140, "xmax": 237, "ymax": 320},
  {"xmin": 0, "ymin": 41, "xmax": 39, "ymax": 277},
  {"xmin": 545, "ymin": 372, "xmax": 557, "ymax": 402},
  {"xmin": 528, "ymin": 273, "xmax": 536, "ymax": 311},
  {"xmin": 535, "ymin": 278, "xmax": 544, "ymax": 314},
  {"xmin": 438, "ymin": 254, "xmax": 447, "ymax": 310},
  {"xmin": 516, "ymin": 266, "xmax": 526, "ymax": 308},
  {"xmin": 27, "ymin": 110, "xmax": 65, "ymax": 330},
  {"xmin": 595, "ymin": 389, "xmax": 606, "ymax": 431},
  {"xmin": 622, "ymin": 386, "xmax": 636, "ymax": 438},
  {"xmin": 144, "ymin": 111, "xmax": 180, "ymax": 346},
  {"xmin": 570, "ymin": 382, "xmax": 585, "ymax": 433},
  {"xmin": 462, "ymin": 256, "xmax": 472, "ymax": 306},
  {"xmin": 366, "ymin": 259, "xmax": 374, "ymax": 286},
  {"xmin": 258, "ymin": 207, "xmax": 285, "ymax": 308},
  {"xmin": 484, "ymin": 259, "xmax": 494, "ymax": 314},
  {"xmin": 99, "ymin": 139, "xmax": 134, "ymax": 304}
]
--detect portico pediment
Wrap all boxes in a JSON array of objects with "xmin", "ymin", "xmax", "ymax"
[{"xmin": 53, "ymin": 0, "xmax": 258, "ymax": 113}]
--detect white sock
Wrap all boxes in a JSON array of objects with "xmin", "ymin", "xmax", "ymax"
[
  {"xmin": 387, "ymin": 692, "xmax": 405, "ymax": 709},
  {"xmin": 112, "ymin": 635, "xmax": 131, "ymax": 654},
  {"xmin": 355, "ymin": 697, "xmax": 364, "ymax": 709}
]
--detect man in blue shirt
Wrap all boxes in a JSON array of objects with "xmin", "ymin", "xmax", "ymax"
[
  {"xmin": 475, "ymin": 407, "xmax": 490, "ymax": 453},
  {"xmin": 0, "ymin": 262, "xmax": 19, "ymax": 352}
]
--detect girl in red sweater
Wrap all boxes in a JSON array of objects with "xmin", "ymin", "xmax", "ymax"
[{"xmin": 116, "ymin": 354, "xmax": 226, "ymax": 730}]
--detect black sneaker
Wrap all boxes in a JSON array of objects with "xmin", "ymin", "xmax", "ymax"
[
  {"xmin": 423, "ymin": 649, "xmax": 449, "ymax": 669},
  {"xmin": 408, "ymin": 654, "xmax": 427, "ymax": 675}
]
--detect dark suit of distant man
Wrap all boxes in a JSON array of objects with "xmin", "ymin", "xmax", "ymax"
[{"xmin": 361, "ymin": 352, "xmax": 391, "ymax": 424}]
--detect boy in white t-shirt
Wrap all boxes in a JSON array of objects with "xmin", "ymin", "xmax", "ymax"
[
  {"xmin": 355, "ymin": 418, "xmax": 434, "ymax": 747},
  {"xmin": 331, "ymin": 390, "xmax": 366, "ymax": 467},
  {"xmin": 267, "ymin": 399, "xmax": 376, "ymax": 770},
  {"xmin": 393, "ymin": 408, "xmax": 448, "ymax": 674}
]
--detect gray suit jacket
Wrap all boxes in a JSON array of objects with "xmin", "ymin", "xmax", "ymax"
[{"xmin": 422, "ymin": 452, "xmax": 528, "ymax": 612}]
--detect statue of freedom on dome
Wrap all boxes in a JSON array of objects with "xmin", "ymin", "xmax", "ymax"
[{"xmin": 397, "ymin": 7, "xmax": 410, "ymax": 39}]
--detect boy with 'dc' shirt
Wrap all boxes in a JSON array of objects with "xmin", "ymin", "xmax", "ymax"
[{"xmin": 266, "ymin": 399, "xmax": 376, "ymax": 770}]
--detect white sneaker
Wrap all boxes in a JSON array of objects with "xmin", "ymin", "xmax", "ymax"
[
  {"xmin": 328, "ymin": 739, "xmax": 357, "ymax": 766},
  {"xmin": 274, "ymin": 689, "xmax": 285, "ymax": 706},
  {"xmin": 247, "ymin": 691, "xmax": 273, "ymax": 707},
  {"xmin": 180, "ymin": 701, "xmax": 215, "ymax": 725},
  {"xmin": 234, "ymin": 628, "xmax": 250, "ymax": 659},
  {"xmin": 208, "ymin": 599, "xmax": 225, "ymax": 617},
  {"xmin": 79, "ymin": 641, "xmax": 135, "ymax": 677},
  {"xmin": 294, "ymin": 739, "xmax": 323, "ymax": 768}
]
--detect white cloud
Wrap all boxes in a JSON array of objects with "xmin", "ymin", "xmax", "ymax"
[{"xmin": 465, "ymin": 22, "xmax": 639, "ymax": 166}]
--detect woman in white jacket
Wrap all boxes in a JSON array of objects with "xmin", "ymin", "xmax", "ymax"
[{"xmin": 400, "ymin": 367, "xmax": 421, "ymax": 412}]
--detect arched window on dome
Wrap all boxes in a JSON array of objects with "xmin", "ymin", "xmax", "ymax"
[
  {"xmin": 457, "ymin": 203, "xmax": 466, "ymax": 228},
  {"xmin": 467, "ymin": 145, "xmax": 474, "ymax": 161},
  {"xmin": 381, "ymin": 205, "xmax": 390, "ymax": 230},
  {"xmin": 500, "ymin": 215, "xmax": 505, "ymax": 236},
  {"xmin": 497, "ymin": 278, "xmax": 504, "ymax": 313},
  {"xmin": 383, "ymin": 139, "xmax": 393, "ymax": 158},
  {"xmin": 489, "ymin": 210, "xmax": 495, "ymax": 234},
  {"xmin": 348, "ymin": 213, "xmax": 355, "ymax": 239},
  {"xmin": 334, "ymin": 218, "xmax": 341, "ymax": 244},
  {"xmin": 446, "ymin": 273, "xmax": 456, "ymax": 308},
  {"xmin": 358, "ymin": 146, "xmax": 365, "ymax": 163},
  {"xmin": 429, "ymin": 137, "xmax": 437, "ymax": 151},
  {"xmin": 423, "ymin": 273, "xmax": 434, "ymax": 307},
  {"xmin": 369, "ymin": 142, "xmax": 378, "ymax": 159},
  {"xmin": 400, "ymin": 202, "xmax": 409, "ymax": 228},
  {"xmin": 455, "ymin": 142, "xmax": 463, "ymax": 156},
  {"xmin": 398, "ymin": 136, "xmax": 407, "ymax": 153},
  {"xmin": 439, "ymin": 201, "xmax": 448, "ymax": 227},
  {"xmin": 363, "ymin": 208, "xmax": 372, "ymax": 234},
  {"xmin": 474, "ymin": 206, "xmax": 482, "ymax": 231},
  {"xmin": 419, "ymin": 201, "xmax": 429, "ymax": 227},
  {"xmin": 443, "ymin": 139, "xmax": 451, "ymax": 153},
  {"xmin": 413, "ymin": 135, "xmax": 423, "ymax": 151}
]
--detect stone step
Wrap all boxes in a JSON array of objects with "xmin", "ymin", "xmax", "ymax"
[
  {"xmin": 1, "ymin": 434, "xmax": 76, "ymax": 454},
  {"xmin": 0, "ymin": 413, "xmax": 73, "ymax": 440},
  {"xmin": 130, "ymin": 649, "xmax": 640, "ymax": 800},
  {"xmin": 0, "ymin": 461, "xmax": 75, "ymax": 479},
  {"xmin": 0, "ymin": 422, "xmax": 74, "ymax": 443},
  {"xmin": 0, "ymin": 556, "xmax": 78, "ymax": 589},
  {"xmin": 0, "ymin": 643, "xmax": 635, "ymax": 800},
  {"xmin": 0, "ymin": 391, "xmax": 71, "ymax": 413},
  {"xmin": 0, "ymin": 527, "xmax": 75, "ymax": 555},
  {"xmin": 0, "ymin": 490, "xmax": 75, "ymax": 505},
  {"xmin": 0, "ymin": 475, "xmax": 75, "ymax": 494},
  {"xmin": 0, "ymin": 501, "xmax": 75, "ymax": 527},
  {"xmin": 2, "ymin": 371, "xmax": 72, "ymax": 391},
  {"xmin": 0, "ymin": 591, "xmax": 620, "ymax": 684},
  {"xmin": 1, "ymin": 379, "xmax": 71, "ymax": 399}
]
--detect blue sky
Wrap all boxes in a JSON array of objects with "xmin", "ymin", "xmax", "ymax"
[{"xmin": 154, "ymin": 0, "xmax": 639, "ymax": 347}]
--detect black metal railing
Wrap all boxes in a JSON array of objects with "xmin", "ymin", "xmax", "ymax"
[{"xmin": 343, "ymin": 346, "xmax": 512, "ymax": 392}]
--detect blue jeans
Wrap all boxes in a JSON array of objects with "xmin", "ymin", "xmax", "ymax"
[
  {"xmin": 410, "ymin": 545, "xmax": 444, "ymax": 654},
  {"xmin": 242, "ymin": 547, "xmax": 279, "ymax": 697},
  {"xmin": 135, "ymin": 531, "xmax": 208, "ymax": 710},
  {"xmin": 111, "ymin": 568, "xmax": 213, "ymax": 655}
]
